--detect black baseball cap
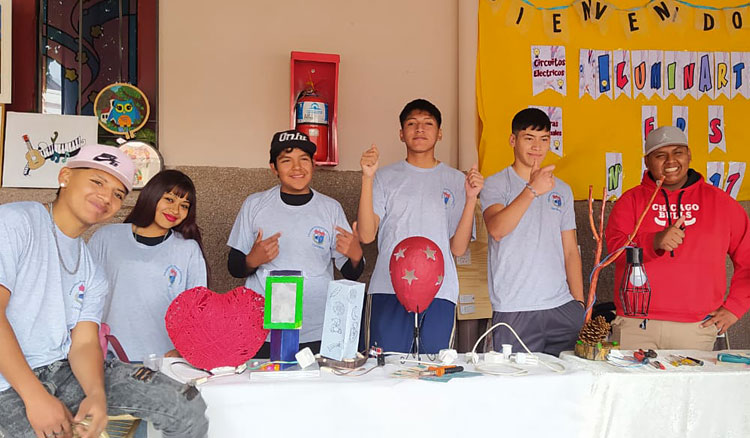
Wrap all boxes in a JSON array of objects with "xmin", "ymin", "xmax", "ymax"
[{"xmin": 269, "ymin": 130, "xmax": 317, "ymax": 163}]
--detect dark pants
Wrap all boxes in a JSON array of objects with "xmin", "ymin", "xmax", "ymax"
[
  {"xmin": 369, "ymin": 294, "xmax": 455, "ymax": 354},
  {"xmin": 492, "ymin": 300, "xmax": 585, "ymax": 357},
  {"xmin": 0, "ymin": 359, "xmax": 208, "ymax": 438}
]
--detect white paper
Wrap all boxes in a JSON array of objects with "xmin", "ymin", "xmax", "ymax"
[
  {"xmin": 730, "ymin": 51, "xmax": 750, "ymax": 99},
  {"xmin": 2, "ymin": 112, "xmax": 99, "ymax": 188},
  {"xmin": 605, "ymin": 152, "xmax": 624, "ymax": 199},
  {"xmin": 579, "ymin": 49, "xmax": 613, "ymax": 99},
  {"xmin": 631, "ymin": 50, "xmax": 649, "ymax": 99},
  {"xmin": 642, "ymin": 105, "xmax": 658, "ymax": 154},
  {"xmin": 724, "ymin": 161, "xmax": 746, "ymax": 199},
  {"xmin": 675, "ymin": 51, "xmax": 698, "ymax": 100},
  {"xmin": 672, "ymin": 106, "xmax": 689, "ymax": 142},
  {"xmin": 708, "ymin": 105, "xmax": 726, "ymax": 153},
  {"xmin": 714, "ymin": 52, "xmax": 731, "ymax": 99},
  {"xmin": 706, "ymin": 161, "xmax": 725, "ymax": 188},
  {"xmin": 613, "ymin": 49, "xmax": 632, "ymax": 99},
  {"xmin": 697, "ymin": 52, "xmax": 715, "ymax": 100},
  {"xmin": 532, "ymin": 45, "xmax": 567, "ymax": 96}
]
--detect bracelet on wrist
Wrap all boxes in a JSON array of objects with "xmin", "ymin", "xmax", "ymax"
[{"xmin": 525, "ymin": 183, "xmax": 540, "ymax": 198}]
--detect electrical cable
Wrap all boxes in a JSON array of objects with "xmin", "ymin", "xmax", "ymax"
[{"xmin": 470, "ymin": 322, "xmax": 566, "ymax": 376}]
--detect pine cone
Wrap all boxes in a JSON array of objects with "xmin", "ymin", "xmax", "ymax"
[{"xmin": 578, "ymin": 315, "xmax": 610, "ymax": 344}]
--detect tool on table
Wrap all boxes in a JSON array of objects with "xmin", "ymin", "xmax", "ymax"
[
  {"xmin": 650, "ymin": 360, "xmax": 665, "ymax": 370},
  {"xmin": 684, "ymin": 356, "xmax": 704, "ymax": 366},
  {"xmin": 633, "ymin": 349, "xmax": 656, "ymax": 364},
  {"xmin": 419, "ymin": 365, "xmax": 464, "ymax": 377},
  {"xmin": 717, "ymin": 353, "xmax": 750, "ymax": 365}
]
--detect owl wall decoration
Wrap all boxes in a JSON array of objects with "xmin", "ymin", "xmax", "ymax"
[{"xmin": 94, "ymin": 83, "xmax": 150, "ymax": 139}]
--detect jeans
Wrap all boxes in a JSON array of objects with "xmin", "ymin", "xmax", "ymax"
[{"xmin": 0, "ymin": 359, "xmax": 208, "ymax": 438}]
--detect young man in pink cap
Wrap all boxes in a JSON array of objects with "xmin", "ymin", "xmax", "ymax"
[
  {"xmin": 0, "ymin": 145, "xmax": 208, "ymax": 438},
  {"xmin": 606, "ymin": 126, "xmax": 750, "ymax": 350}
]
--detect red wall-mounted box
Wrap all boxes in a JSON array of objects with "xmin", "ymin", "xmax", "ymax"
[{"xmin": 290, "ymin": 51, "xmax": 340, "ymax": 166}]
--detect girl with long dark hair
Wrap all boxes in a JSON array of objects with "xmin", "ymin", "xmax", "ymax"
[{"xmin": 88, "ymin": 169, "xmax": 208, "ymax": 361}]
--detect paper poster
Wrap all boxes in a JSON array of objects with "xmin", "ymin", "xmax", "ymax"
[
  {"xmin": 724, "ymin": 162, "xmax": 746, "ymax": 199},
  {"xmin": 530, "ymin": 105, "xmax": 563, "ymax": 157},
  {"xmin": 613, "ymin": 49, "xmax": 632, "ymax": 99},
  {"xmin": 708, "ymin": 105, "xmax": 726, "ymax": 153},
  {"xmin": 714, "ymin": 52, "xmax": 731, "ymax": 100},
  {"xmin": 631, "ymin": 50, "xmax": 649, "ymax": 99},
  {"xmin": 730, "ymin": 51, "xmax": 750, "ymax": 99},
  {"xmin": 697, "ymin": 52, "xmax": 715, "ymax": 100},
  {"xmin": 674, "ymin": 51, "xmax": 698, "ymax": 100},
  {"xmin": 2, "ymin": 112, "xmax": 99, "ymax": 188},
  {"xmin": 641, "ymin": 105, "xmax": 658, "ymax": 153},
  {"xmin": 645, "ymin": 50, "xmax": 664, "ymax": 99},
  {"xmin": 579, "ymin": 49, "xmax": 613, "ymax": 99},
  {"xmin": 706, "ymin": 161, "xmax": 725, "ymax": 188},
  {"xmin": 532, "ymin": 45, "xmax": 567, "ymax": 96},
  {"xmin": 672, "ymin": 106, "xmax": 689, "ymax": 142},
  {"xmin": 664, "ymin": 51, "xmax": 677, "ymax": 99},
  {"xmin": 605, "ymin": 152, "xmax": 624, "ymax": 199}
]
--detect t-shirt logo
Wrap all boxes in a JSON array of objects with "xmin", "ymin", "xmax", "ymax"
[
  {"xmin": 68, "ymin": 282, "xmax": 85, "ymax": 311},
  {"xmin": 164, "ymin": 265, "xmax": 183, "ymax": 288},
  {"xmin": 442, "ymin": 189, "xmax": 455, "ymax": 208},
  {"xmin": 651, "ymin": 202, "xmax": 699, "ymax": 227},
  {"xmin": 308, "ymin": 226, "xmax": 329, "ymax": 249},
  {"xmin": 548, "ymin": 192, "xmax": 563, "ymax": 212}
]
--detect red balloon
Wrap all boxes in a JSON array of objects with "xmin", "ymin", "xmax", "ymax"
[
  {"xmin": 166, "ymin": 286, "xmax": 269, "ymax": 370},
  {"xmin": 389, "ymin": 236, "xmax": 445, "ymax": 313}
]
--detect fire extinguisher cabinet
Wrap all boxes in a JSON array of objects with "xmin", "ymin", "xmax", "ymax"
[{"xmin": 290, "ymin": 51, "xmax": 340, "ymax": 166}]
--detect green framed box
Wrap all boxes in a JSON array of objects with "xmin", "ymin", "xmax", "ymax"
[{"xmin": 264, "ymin": 275, "xmax": 304, "ymax": 330}]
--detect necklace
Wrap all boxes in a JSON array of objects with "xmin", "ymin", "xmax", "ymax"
[
  {"xmin": 133, "ymin": 225, "xmax": 171, "ymax": 244},
  {"xmin": 47, "ymin": 202, "xmax": 82, "ymax": 275}
]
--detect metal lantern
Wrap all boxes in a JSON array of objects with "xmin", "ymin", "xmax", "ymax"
[{"xmin": 619, "ymin": 247, "xmax": 652, "ymax": 317}]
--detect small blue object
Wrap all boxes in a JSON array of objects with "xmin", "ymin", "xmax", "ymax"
[
  {"xmin": 270, "ymin": 329, "xmax": 299, "ymax": 366},
  {"xmin": 717, "ymin": 353, "xmax": 750, "ymax": 364}
]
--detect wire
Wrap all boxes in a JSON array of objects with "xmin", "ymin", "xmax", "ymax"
[{"xmin": 470, "ymin": 322, "xmax": 566, "ymax": 375}]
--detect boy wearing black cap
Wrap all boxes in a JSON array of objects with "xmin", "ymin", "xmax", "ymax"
[{"xmin": 227, "ymin": 130, "xmax": 364, "ymax": 355}]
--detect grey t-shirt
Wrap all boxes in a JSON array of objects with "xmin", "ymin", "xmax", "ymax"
[
  {"xmin": 369, "ymin": 160, "xmax": 470, "ymax": 303},
  {"xmin": 480, "ymin": 167, "xmax": 576, "ymax": 312},
  {"xmin": 88, "ymin": 223, "xmax": 207, "ymax": 361},
  {"xmin": 227, "ymin": 186, "xmax": 350, "ymax": 343},
  {"xmin": 0, "ymin": 202, "xmax": 108, "ymax": 392}
]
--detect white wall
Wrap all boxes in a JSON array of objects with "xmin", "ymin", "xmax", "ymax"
[{"xmin": 158, "ymin": 0, "xmax": 461, "ymax": 170}]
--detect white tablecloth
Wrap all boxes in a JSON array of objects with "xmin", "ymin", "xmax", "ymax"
[
  {"xmin": 150, "ymin": 350, "xmax": 750, "ymax": 438},
  {"xmin": 156, "ymin": 354, "xmax": 592, "ymax": 438},
  {"xmin": 560, "ymin": 349, "xmax": 750, "ymax": 438}
]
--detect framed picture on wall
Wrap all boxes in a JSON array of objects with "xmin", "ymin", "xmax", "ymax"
[
  {"xmin": 0, "ymin": 0, "xmax": 12, "ymax": 103},
  {"xmin": 2, "ymin": 112, "xmax": 98, "ymax": 188}
]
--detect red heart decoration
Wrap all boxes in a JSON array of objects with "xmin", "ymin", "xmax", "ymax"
[
  {"xmin": 389, "ymin": 236, "xmax": 445, "ymax": 313},
  {"xmin": 165, "ymin": 286, "xmax": 268, "ymax": 370}
]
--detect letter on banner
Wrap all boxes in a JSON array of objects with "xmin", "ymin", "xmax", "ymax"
[
  {"xmin": 697, "ymin": 52, "xmax": 715, "ymax": 99},
  {"xmin": 724, "ymin": 7, "xmax": 746, "ymax": 33},
  {"xmin": 543, "ymin": 10, "xmax": 569, "ymax": 39},
  {"xmin": 676, "ymin": 51, "xmax": 698, "ymax": 100},
  {"xmin": 731, "ymin": 52, "xmax": 750, "ymax": 99},
  {"xmin": 631, "ymin": 51, "xmax": 648, "ymax": 99},
  {"xmin": 707, "ymin": 161, "xmax": 725, "ymax": 188},
  {"xmin": 530, "ymin": 105, "xmax": 564, "ymax": 157},
  {"xmin": 642, "ymin": 106, "xmax": 658, "ymax": 154},
  {"xmin": 531, "ymin": 45, "xmax": 567, "ymax": 96},
  {"xmin": 672, "ymin": 106, "xmax": 689, "ymax": 141},
  {"xmin": 708, "ymin": 105, "xmax": 726, "ymax": 153},
  {"xmin": 614, "ymin": 49, "xmax": 632, "ymax": 99},
  {"xmin": 724, "ymin": 162, "xmax": 746, "ymax": 199},
  {"xmin": 505, "ymin": 0, "xmax": 538, "ymax": 34},
  {"xmin": 715, "ymin": 52, "xmax": 731, "ymax": 99},
  {"xmin": 605, "ymin": 152, "xmax": 624, "ymax": 199},
  {"xmin": 578, "ymin": 49, "xmax": 612, "ymax": 99}
]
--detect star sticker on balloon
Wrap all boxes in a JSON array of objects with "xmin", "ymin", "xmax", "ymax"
[
  {"xmin": 435, "ymin": 275, "xmax": 443, "ymax": 286},
  {"xmin": 423, "ymin": 247, "xmax": 437, "ymax": 261},
  {"xmin": 402, "ymin": 269, "xmax": 418, "ymax": 285},
  {"xmin": 394, "ymin": 247, "xmax": 406, "ymax": 260}
]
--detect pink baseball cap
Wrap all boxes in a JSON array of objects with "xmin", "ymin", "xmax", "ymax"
[{"xmin": 66, "ymin": 144, "xmax": 137, "ymax": 192}]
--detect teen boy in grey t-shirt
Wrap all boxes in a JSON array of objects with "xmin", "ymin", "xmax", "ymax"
[
  {"xmin": 0, "ymin": 146, "xmax": 207, "ymax": 438},
  {"xmin": 481, "ymin": 108, "xmax": 585, "ymax": 356}
]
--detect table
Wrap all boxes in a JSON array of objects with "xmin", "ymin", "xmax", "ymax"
[
  {"xmin": 560, "ymin": 349, "xmax": 750, "ymax": 438},
  {"xmin": 156, "ymin": 354, "xmax": 593, "ymax": 437},
  {"xmin": 150, "ymin": 350, "xmax": 750, "ymax": 438}
]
